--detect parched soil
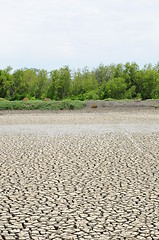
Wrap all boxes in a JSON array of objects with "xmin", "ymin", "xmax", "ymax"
[
  {"xmin": 85, "ymin": 99, "xmax": 159, "ymax": 110},
  {"xmin": 0, "ymin": 107, "xmax": 159, "ymax": 240}
]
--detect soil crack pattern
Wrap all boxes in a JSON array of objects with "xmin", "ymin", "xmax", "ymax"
[{"xmin": 0, "ymin": 111, "xmax": 159, "ymax": 240}]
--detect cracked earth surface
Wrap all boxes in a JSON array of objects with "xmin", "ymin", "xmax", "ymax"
[{"xmin": 0, "ymin": 110, "xmax": 159, "ymax": 239}]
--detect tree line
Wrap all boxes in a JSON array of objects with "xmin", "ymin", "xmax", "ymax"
[{"xmin": 0, "ymin": 62, "xmax": 159, "ymax": 101}]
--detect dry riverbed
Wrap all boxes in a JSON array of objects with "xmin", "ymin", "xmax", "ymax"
[{"xmin": 0, "ymin": 108, "xmax": 159, "ymax": 240}]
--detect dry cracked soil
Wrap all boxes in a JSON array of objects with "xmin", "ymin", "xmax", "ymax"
[{"xmin": 0, "ymin": 107, "xmax": 159, "ymax": 240}]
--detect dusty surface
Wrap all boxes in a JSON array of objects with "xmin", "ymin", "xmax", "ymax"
[{"xmin": 0, "ymin": 109, "xmax": 159, "ymax": 240}]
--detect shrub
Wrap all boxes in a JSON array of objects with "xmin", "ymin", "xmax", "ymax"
[
  {"xmin": 0, "ymin": 100, "xmax": 85, "ymax": 110},
  {"xmin": 135, "ymin": 93, "xmax": 142, "ymax": 101},
  {"xmin": 124, "ymin": 86, "xmax": 136, "ymax": 99},
  {"xmin": 84, "ymin": 90, "xmax": 99, "ymax": 100},
  {"xmin": 30, "ymin": 97, "xmax": 36, "ymax": 100},
  {"xmin": 151, "ymin": 86, "xmax": 159, "ymax": 99}
]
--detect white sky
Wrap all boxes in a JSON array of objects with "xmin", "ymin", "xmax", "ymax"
[{"xmin": 0, "ymin": 0, "xmax": 159, "ymax": 71}]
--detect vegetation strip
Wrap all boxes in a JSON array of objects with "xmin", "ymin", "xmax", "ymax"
[
  {"xmin": 0, "ymin": 100, "xmax": 85, "ymax": 110},
  {"xmin": 0, "ymin": 62, "xmax": 159, "ymax": 101}
]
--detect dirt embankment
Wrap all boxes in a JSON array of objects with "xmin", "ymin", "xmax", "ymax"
[
  {"xmin": 85, "ymin": 99, "xmax": 159, "ymax": 110},
  {"xmin": 0, "ymin": 99, "xmax": 159, "ymax": 116}
]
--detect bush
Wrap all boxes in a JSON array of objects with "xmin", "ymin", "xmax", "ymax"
[
  {"xmin": 30, "ymin": 97, "xmax": 36, "ymax": 100},
  {"xmin": 103, "ymin": 77, "xmax": 127, "ymax": 99},
  {"xmin": 84, "ymin": 90, "xmax": 99, "ymax": 100},
  {"xmin": 124, "ymin": 86, "xmax": 136, "ymax": 99},
  {"xmin": 136, "ymin": 93, "xmax": 142, "ymax": 100},
  {"xmin": 0, "ymin": 100, "xmax": 85, "ymax": 110},
  {"xmin": 151, "ymin": 86, "xmax": 159, "ymax": 99}
]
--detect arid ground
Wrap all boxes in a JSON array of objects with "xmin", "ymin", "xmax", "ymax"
[{"xmin": 0, "ymin": 103, "xmax": 159, "ymax": 239}]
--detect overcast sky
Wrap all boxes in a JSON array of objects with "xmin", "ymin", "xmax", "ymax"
[{"xmin": 0, "ymin": 0, "xmax": 159, "ymax": 71}]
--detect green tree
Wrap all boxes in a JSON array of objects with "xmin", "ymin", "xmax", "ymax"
[
  {"xmin": 12, "ymin": 69, "xmax": 26, "ymax": 100},
  {"xmin": 47, "ymin": 69, "xmax": 59, "ymax": 100},
  {"xmin": 82, "ymin": 67, "xmax": 98, "ymax": 93},
  {"xmin": 23, "ymin": 69, "xmax": 38, "ymax": 98},
  {"xmin": 123, "ymin": 62, "xmax": 139, "ymax": 88},
  {"xmin": 71, "ymin": 67, "xmax": 98, "ymax": 100},
  {"xmin": 103, "ymin": 77, "xmax": 127, "ymax": 99},
  {"xmin": 12, "ymin": 68, "xmax": 39, "ymax": 99},
  {"xmin": 0, "ymin": 67, "xmax": 13, "ymax": 99},
  {"xmin": 48, "ymin": 66, "xmax": 71, "ymax": 100},
  {"xmin": 151, "ymin": 78, "xmax": 159, "ymax": 99},
  {"xmin": 58, "ymin": 66, "xmax": 71, "ymax": 99},
  {"xmin": 71, "ymin": 69, "xmax": 84, "ymax": 98},
  {"xmin": 35, "ymin": 69, "xmax": 49, "ymax": 99},
  {"xmin": 137, "ymin": 65, "xmax": 157, "ymax": 99}
]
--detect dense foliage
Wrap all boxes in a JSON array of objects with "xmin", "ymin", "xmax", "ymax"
[{"xmin": 0, "ymin": 63, "xmax": 159, "ymax": 100}]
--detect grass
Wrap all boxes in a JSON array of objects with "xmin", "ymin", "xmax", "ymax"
[{"xmin": 0, "ymin": 100, "xmax": 86, "ymax": 110}]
